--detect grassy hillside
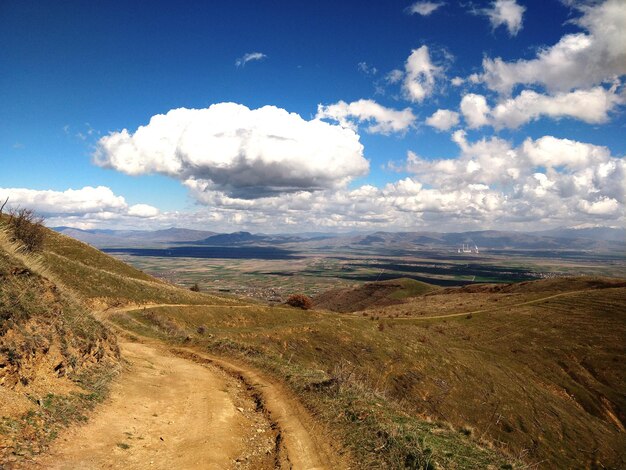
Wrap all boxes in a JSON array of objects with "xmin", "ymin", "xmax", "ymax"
[
  {"xmin": 113, "ymin": 277, "xmax": 626, "ymax": 469},
  {"xmin": 0, "ymin": 228, "xmax": 120, "ymax": 464},
  {"xmin": 41, "ymin": 229, "xmax": 236, "ymax": 308},
  {"xmin": 314, "ymin": 278, "xmax": 439, "ymax": 313}
]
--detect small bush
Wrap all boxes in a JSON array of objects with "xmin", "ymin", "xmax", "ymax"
[
  {"xmin": 286, "ymin": 293, "xmax": 313, "ymax": 310},
  {"xmin": 189, "ymin": 283, "xmax": 200, "ymax": 292},
  {"xmin": 5, "ymin": 208, "xmax": 46, "ymax": 252}
]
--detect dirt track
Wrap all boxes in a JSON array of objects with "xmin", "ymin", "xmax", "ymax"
[
  {"xmin": 33, "ymin": 307, "xmax": 341, "ymax": 470},
  {"xmin": 35, "ymin": 339, "xmax": 281, "ymax": 470}
]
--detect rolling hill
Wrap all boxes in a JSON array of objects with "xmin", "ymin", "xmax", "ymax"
[{"xmin": 313, "ymin": 278, "xmax": 439, "ymax": 312}]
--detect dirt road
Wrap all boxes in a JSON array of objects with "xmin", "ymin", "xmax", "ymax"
[
  {"xmin": 35, "ymin": 340, "xmax": 279, "ymax": 470},
  {"xmin": 33, "ymin": 304, "xmax": 342, "ymax": 470}
]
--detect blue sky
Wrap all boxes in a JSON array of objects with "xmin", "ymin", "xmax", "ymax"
[{"xmin": 1, "ymin": 0, "xmax": 624, "ymax": 232}]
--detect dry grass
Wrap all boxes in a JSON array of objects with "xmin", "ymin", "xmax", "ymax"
[
  {"xmin": 40, "ymin": 230, "xmax": 236, "ymax": 308},
  {"xmin": 115, "ymin": 278, "xmax": 626, "ymax": 469},
  {"xmin": 314, "ymin": 278, "xmax": 439, "ymax": 313},
  {"xmin": 4, "ymin": 220, "xmax": 623, "ymax": 468}
]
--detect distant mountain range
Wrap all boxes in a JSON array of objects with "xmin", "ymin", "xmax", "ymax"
[
  {"xmin": 533, "ymin": 226, "xmax": 625, "ymax": 242},
  {"xmin": 53, "ymin": 226, "xmax": 625, "ymax": 252},
  {"xmin": 53, "ymin": 227, "xmax": 216, "ymax": 246},
  {"xmin": 342, "ymin": 229, "xmax": 625, "ymax": 251}
]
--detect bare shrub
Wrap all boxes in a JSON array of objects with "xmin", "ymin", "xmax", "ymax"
[
  {"xmin": 6, "ymin": 208, "xmax": 46, "ymax": 252},
  {"xmin": 286, "ymin": 293, "xmax": 313, "ymax": 310},
  {"xmin": 190, "ymin": 283, "xmax": 200, "ymax": 292}
]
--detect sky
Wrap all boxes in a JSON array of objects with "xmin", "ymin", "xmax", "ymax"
[{"xmin": 1, "ymin": 0, "xmax": 625, "ymax": 233}]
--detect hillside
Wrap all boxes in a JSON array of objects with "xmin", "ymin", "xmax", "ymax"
[
  {"xmin": 313, "ymin": 278, "xmax": 439, "ymax": 312},
  {"xmin": 41, "ymin": 228, "xmax": 235, "ymax": 308},
  {"xmin": 0, "ymin": 228, "xmax": 120, "ymax": 464},
  {"xmin": 3, "ymin": 218, "xmax": 625, "ymax": 468},
  {"xmin": 114, "ymin": 276, "xmax": 626, "ymax": 468}
]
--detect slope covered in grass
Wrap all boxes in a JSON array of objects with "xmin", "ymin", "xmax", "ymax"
[
  {"xmin": 41, "ymin": 229, "xmax": 236, "ymax": 308},
  {"xmin": 115, "ymin": 277, "xmax": 626, "ymax": 468},
  {"xmin": 0, "ymin": 230, "xmax": 120, "ymax": 464}
]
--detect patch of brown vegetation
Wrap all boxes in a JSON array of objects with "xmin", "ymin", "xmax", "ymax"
[{"xmin": 314, "ymin": 282, "xmax": 402, "ymax": 313}]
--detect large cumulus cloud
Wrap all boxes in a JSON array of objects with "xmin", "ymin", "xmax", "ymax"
[{"xmin": 94, "ymin": 103, "xmax": 369, "ymax": 199}]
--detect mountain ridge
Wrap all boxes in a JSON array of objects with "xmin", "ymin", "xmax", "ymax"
[{"xmin": 53, "ymin": 226, "xmax": 625, "ymax": 251}]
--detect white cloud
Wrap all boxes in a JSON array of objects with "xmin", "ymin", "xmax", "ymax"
[
  {"xmin": 357, "ymin": 62, "xmax": 378, "ymax": 75},
  {"xmin": 407, "ymin": 1, "xmax": 444, "ymax": 16},
  {"xmin": 491, "ymin": 87, "xmax": 622, "ymax": 128},
  {"xmin": 480, "ymin": 0, "xmax": 525, "ymax": 36},
  {"xmin": 171, "ymin": 131, "xmax": 624, "ymax": 232},
  {"xmin": 460, "ymin": 94, "xmax": 490, "ymax": 128},
  {"xmin": 578, "ymin": 197, "xmax": 621, "ymax": 216},
  {"xmin": 451, "ymin": 76, "xmax": 464, "ymax": 86},
  {"xmin": 316, "ymin": 99, "xmax": 416, "ymax": 134},
  {"xmin": 480, "ymin": 0, "xmax": 626, "ymax": 94},
  {"xmin": 10, "ymin": 135, "xmax": 622, "ymax": 232},
  {"xmin": 0, "ymin": 186, "xmax": 159, "ymax": 220},
  {"xmin": 425, "ymin": 109, "xmax": 460, "ymax": 131},
  {"xmin": 94, "ymin": 103, "xmax": 369, "ymax": 199},
  {"xmin": 395, "ymin": 131, "xmax": 625, "ymax": 226},
  {"xmin": 386, "ymin": 69, "xmax": 404, "ymax": 84},
  {"xmin": 235, "ymin": 52, "xmax": 267, "ymax": 67},
  {"xmin": 128, "ymin": 204, "xmax": 160, "ymax": 218},
  {"xmin": 459, "ymin": 87, "xmax": 622, "ymax": 129},
  {"xmin": 402, "ymin": 46, "xmax": 442, "ymax": 102}
]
